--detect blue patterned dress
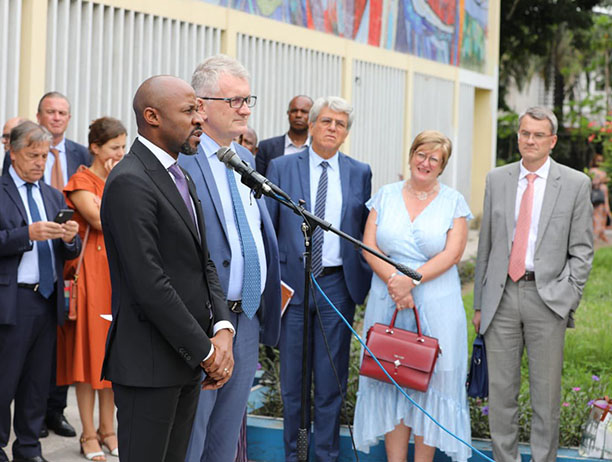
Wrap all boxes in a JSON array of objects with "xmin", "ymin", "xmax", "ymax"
[{"xmin": 353, "ymin": 181, "xmax": 473, "ymax": 462}]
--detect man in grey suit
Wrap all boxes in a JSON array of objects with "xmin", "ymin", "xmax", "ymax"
[{"xmin": 473, "ymin": 106, "xmax": 594, "ymax": 462}]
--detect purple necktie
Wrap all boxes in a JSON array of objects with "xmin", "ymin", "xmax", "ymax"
[{"xmin": 168, "ymin": 163, "xmax": 196, "ymax": 226}]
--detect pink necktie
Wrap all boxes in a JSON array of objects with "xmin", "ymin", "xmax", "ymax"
[{"xmin": 508, "ymin": 173, "xmax": 537, "ymax": 282}]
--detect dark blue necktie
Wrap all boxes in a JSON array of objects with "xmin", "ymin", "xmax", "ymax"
[
  {"xmin": 25, "ymin": 183, "xmax": 54, "ymax": 298},
  {"xmin": 226, "ymin": 167, "xmax": 260, "ymax": 319},
  {"xmin": 312, "ymin": 161, "xmax": 329, "ymax": 277}
]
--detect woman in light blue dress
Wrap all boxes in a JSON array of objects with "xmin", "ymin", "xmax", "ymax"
[{"xmin": 353, "ymin": 130, "xmax": 472, "ymax": 462}]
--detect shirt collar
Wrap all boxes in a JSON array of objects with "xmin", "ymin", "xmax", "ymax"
[
  {"xmin": 199, "ymin": 132, "xmax": 240, "ymax": 160},
  {"xmin": 138, "ymin": 134, "xmax": 177, "ymax": 170},
  {"xmin": 308, "ymin": 146, "xmax": 339, "ymax": 171},
  {"xmin": 519, "ymin": 157, "xmax": 550, "ymax": 181},
  {"xmin": 52, "ymin": 137, "xmax": 66, "ymax": 153},
  {"xmin": 8, "ymin": 165, "xmax": 41, "ymax": 189},
  {"xmin": 285, "ymin": 133, "xmax": 310, "ymax": 149}
]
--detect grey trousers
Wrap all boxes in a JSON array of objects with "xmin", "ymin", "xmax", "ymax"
[{"xmin": 484, "ymin": 277, "xmax": 567, "ymax": 462}]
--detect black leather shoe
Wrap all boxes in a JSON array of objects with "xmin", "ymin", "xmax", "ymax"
[
  {"xmin": 45, "ymin": 413, "xmax": 76, "ymax": 437},
  {"xmin": 39, "ymin": 422, "xmax": 48, "ymax": 438},
  {"xmin": 12, "ymin": 456, "xmax": 50, "ymax": 462}
]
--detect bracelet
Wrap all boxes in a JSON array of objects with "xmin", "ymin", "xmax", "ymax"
[{"xmin": 388, "ymin": 271, "xmax": 399, "ymax": 281}]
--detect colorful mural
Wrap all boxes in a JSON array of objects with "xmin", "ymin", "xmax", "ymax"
[{"xmin": 201, "ymin": 0, "xmax": 488, "ymax": 71}]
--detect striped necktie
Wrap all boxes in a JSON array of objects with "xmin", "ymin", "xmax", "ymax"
[
  {"xmin": 311, "ymin": 161, "xmax": 329, "ymax": 277},
  {"xmin": 26, "ymin": 183, "xmax": 55, "ymax": 298}
]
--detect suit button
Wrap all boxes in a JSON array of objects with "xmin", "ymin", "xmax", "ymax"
[
  {"xmin": 206, "ymin": 301, "xmax": 212, "ymax": 310},
  {"xmin": 97, "ymin": 245, "xmax": 102, "ymax": 251},
  {"xmin": 223, "ymin": 260, "xmax": 230, "ymax": 267}
]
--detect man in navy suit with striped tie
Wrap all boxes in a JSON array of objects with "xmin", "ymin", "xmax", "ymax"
[{"xmin": 266, "ymin": 96, "xmax": 372, "ymax": 461}]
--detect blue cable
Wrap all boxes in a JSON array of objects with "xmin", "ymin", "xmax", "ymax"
[{"xmin": 311, "ymin": 275, "xmax": 495, "ymax": 462}]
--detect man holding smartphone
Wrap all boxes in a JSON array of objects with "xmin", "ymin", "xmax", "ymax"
[{"xmin": 0, "ymin": 121, "xmax": 80, "ymax": 462}]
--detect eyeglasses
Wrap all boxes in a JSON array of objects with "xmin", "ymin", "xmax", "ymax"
[
  {"xmin": 414, "ymin": 151, "xmax": 441, "ymax": 167},
  {"xmin": 198, "ymin": 95, "xmax": 257, "ymax": 108},
  {"xmin": 317, "ymin": 117, "xmax": 347, "ymax": 131},
  {"xmin": 518, "ymin": 130, "xmax": 554, "ymax": 141},
  {"xmin": 1, "ymin": 133, "xmax": 9, "ymax": 141}
]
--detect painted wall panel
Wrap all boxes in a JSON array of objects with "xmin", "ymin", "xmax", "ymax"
[
  {"xmin": 456, "ymin": 83, "xmax": 474, "ymax": 202},
  {"xmin": 201, "ymin": 0, "xmax": 489, "ymax": 71},
  {"xmin": 351, "ymin": 60, "xmax": 407, "ymax": 193},
  {"xmin": 237, "ymin": 34, "xmax": 343, "ymax": 142},
  {"xmin": 411, "ymin": 72, "xmax": 454, "ymax": 186},
  {"xmin": 0, "ymin": 0, "xmax": 21, "ymax": 123},
  {"xmin": 45, "ymin": 0, "xmax": 222, "ymax": 145}
]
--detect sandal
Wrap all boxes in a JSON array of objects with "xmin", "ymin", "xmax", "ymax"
[
  {"xmin": 80, "ymin": 434, "xmax": 106, "ymax": 461},
  {"xmin": 97, "ymin": 429, "xmax": 119, "ymax": 457}
]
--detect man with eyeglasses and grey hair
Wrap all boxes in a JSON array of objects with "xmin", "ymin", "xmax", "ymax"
[
  {"xmin": 265, "ymin": 96, "xmax": 372, "ymax": 461},
  {"xmin": 179, "ymin": 54, "xmax": 281, "ymax": 462},
  {"xmin": 473, "ymin": 106, "xmax": 594, "ymax": 462}
]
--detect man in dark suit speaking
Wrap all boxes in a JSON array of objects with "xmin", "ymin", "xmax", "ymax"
[
  {"xmin": 100, "ymin": 75, "xmax": 234, "ymax": 462},
  {"xmin": 0, "ymin": 121, "xmax": 80, "ymax": 462}
]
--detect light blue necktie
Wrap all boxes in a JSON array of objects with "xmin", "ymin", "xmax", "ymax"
[
  {"xmin": 311, "ymin": 161, "xmax": 329, "ymax": 277},
  {"xmin": 26, "ymin": 183, "xmax": 54, "ymax": 299},
  {"xmin": 226, "ymin": 168, "xmax": 260, "ymax": 319}
]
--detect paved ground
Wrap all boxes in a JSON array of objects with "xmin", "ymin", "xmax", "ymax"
[{"xmin": 7, "ymin": 386, "xmax": 97, "ymax": 461}]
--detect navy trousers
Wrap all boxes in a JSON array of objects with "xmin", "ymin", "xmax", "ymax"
[
  {"xmin": 280, "ymin": 270, "xmax": 354, "ymax": 462},
  {"xmin": 0, "ymin": 288, "xmax": 55, "ymax": 459}
]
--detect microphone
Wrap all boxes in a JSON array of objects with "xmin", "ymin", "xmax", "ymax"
[{"xmin": 216, "ymin": 147, "xmax": 291, "ymax": 201}]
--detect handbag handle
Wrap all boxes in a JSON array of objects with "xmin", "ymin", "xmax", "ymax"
[
  {"xmin": 388, "ymin": 306, "xmax": 423, "ymax": 339},
  {"xmin": 73, "ymin": 225, "xmax": 91, "ymax": 281}
]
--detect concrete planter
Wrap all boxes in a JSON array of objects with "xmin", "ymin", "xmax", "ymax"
[{"xmin": 247, "ymin": 383, "xmax": 598, "ymax": 462}]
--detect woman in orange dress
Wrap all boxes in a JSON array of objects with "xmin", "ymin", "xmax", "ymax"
[{"xmin": 57, "ymin": 117, "xmax": 126, "ymax": 461}]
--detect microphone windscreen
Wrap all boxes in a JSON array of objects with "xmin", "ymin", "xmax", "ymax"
[{"xmin": 216, "ymin": 146, "xmax": 234, "ymax": 163}]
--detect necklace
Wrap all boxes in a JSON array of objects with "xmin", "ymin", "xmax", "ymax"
[{"xmin": 405, "ymin": 181, "xmax": 440, "ymax": 201}]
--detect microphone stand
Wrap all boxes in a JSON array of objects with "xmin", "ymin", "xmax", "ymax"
[{"xmin": 262, "ymin": 187, "xmax": 421, "ymax": 462}]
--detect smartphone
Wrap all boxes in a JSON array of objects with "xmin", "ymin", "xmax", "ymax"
[{"xmin": 54, "ymin": 209, "xmax": 74, "ymax": 224}]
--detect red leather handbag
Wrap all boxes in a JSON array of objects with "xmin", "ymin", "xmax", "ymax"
[{"xmin": 359, "ymin": 307, "xmax": 441, "ymax": 392}]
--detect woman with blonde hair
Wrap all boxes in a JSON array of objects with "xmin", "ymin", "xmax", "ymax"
[{"xmin": 353, "ymin": 130, "xmax": 472, "ymax": 462}]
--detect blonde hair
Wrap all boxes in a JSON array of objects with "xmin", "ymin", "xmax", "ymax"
[{"xmin": 408, "ymin": 130, "xmax": 452, "ymax": 174}]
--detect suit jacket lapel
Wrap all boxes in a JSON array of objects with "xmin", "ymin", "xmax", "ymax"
[
  {"xmin": 64, "ymin": 140, "xmax": 76, "ymax": 178},
  {"xmin": 195, "ymin": 144, "xmax": 229, "ymax": 240},
  {"xmin": 2, "ymin": 175, "xmax": 28, "ymax": 223},
  {"xmin": 132, "ymin": 140, "xmax": 201, "ymax": 245},
  {"xmin": 338, "ymin": 153, "xmax": 350, "ymax": 224},
  {"xmin": 297, "ymin": 150, "xmax": 310, "ymax": 208},
  {"xmin": 535, "ymin": 159, "xmax": 561, "ymax": 253},
  {"xmin": 504, "ymin": 164, "xmax": 520, "ymax": 253}
]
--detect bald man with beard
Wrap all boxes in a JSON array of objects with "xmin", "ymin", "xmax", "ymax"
[{"xmin": 100, "ymin": 75, "xmax": 234, "ymax": 462}]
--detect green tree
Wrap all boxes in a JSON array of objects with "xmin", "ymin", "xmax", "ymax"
[{"xmin": 498, "ymin": 0, "xmax": 600, "ymax": 119}]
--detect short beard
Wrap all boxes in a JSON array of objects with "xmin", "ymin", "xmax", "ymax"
[{"xmin": 180, "ymin": 139, "xmax": 197, "ymax": 156}]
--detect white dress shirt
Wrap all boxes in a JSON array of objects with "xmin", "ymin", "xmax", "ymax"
[
  {"xmin": 513, "ymin": 157, "xmax": 550, "ymax": 271},
  {"xmin": 284, "ymin": 133, "xmax": 310, "ymax": 155},
  {"xmin": 10, "ymin": 166, "xmax": 58, "ymax": 284},
  {"xmin": 309, "ymin": 147, "xmax": 343, "ymax": 267}
]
